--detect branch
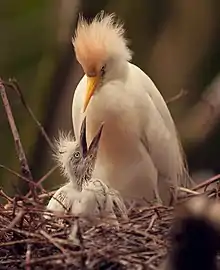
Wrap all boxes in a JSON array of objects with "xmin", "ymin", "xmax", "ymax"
[
  {"xmin": 180, "ymin": 73, "xmax": 220, "ymax": 143},
  {"xmin": 193, "ymin": 174, "xmax": 220, "ymax": 192},
  {"xmin": 3, "ymin": 79, "xmax": 55, "ymax": 152},
  {"xmin": 0, "ymin": 79, "xmax": 36, "ymax": 199},
  {"xmin": 0, "ymin": 164, "xmax": 45, "ymax": 193},
  {"xmin": 25, "ymin": 165, "xmax": 58, "ymax": 198},
  {"xmin": 166, "ymin": 89, "xmax": 188, "ymax": 104}
]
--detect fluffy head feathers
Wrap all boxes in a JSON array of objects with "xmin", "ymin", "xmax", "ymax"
[{"xmin": 72, "ymin": 12, "xmax": 132, "ymax": 75}]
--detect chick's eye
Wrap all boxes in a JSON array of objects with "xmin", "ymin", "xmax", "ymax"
[
  {"xmin": 100, "ymin": 65, "xmax": 106, "ymax": 77},
  {"xmin": 73, "ymin": 151, "xmax": 80, "ymax": 159}
]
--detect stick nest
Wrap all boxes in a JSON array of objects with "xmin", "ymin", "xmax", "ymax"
[{"xmin": 0, "ymin": 195, "xmax": 174, "ymax": 270}]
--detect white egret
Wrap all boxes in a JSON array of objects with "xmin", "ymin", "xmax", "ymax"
[
  {"xmin": 71, "ymin": 12, "xmax": 191, "ymax": 205},
  {"xmin": 47, "ymin": 117, "xmax": 127, "ymax": 223}
]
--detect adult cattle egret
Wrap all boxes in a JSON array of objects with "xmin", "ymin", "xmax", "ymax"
[
  {"xmin": 160, "ymin": 196, "xmax": 220, "ymax": 270},
  {"xmin": 47, "ymin": 117, "xmax": 127, "ymax": 223},
  {"xmin": 72, "ymin": 12, "xmax": 191, "ymax": 205}
]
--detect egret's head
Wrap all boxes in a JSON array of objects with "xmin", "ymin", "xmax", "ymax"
[
  {"xmin": 54, "ymin": 117, "xmax": 104, "ymax": 189},
  {"xmin": 72, "ymin": 12, "xmax": 132, "ymax": 111}
]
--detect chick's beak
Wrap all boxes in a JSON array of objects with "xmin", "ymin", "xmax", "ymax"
[
  {"xmin": 79, "ymin": 117, "xmax": 88, "ymax": 158},
  {"xmin": 83, "ymin": 76, "xmax": 99, "ymax": 112},
  {"xmin": 88, "ymin": 123, "xmax": 104, "ymax": 156}
]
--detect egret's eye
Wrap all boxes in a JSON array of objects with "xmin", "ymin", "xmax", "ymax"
[
  {"xmin": 73, "ymin": 151, "xmax": 80, "ymax": 159},
  {"xmin": 100, "ymin": 65, "xmax": 106, "ymax": 77}
]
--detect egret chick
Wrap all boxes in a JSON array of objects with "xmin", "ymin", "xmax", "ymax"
[
  {"xmin": 47, "ymin": 117, "xmax": 127, "ymax": 223},
  {"xmin": 72, "ymin": 12, "xmax": 191, "ymax": 205}
]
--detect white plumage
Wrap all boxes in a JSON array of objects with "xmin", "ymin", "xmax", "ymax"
[
  {"xmin": 71, "ymin": 13, "xmax": 190, "ymax": 205},
  {"xmin": 46, "ymin": 118, "xmax": 127, "ymax": 224}
]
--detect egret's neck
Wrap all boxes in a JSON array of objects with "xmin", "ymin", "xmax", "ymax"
[
  {"xmin": 105, "ymin": 59, "xmax": 129, "ymax": 83},
  {"xmin": 70, "ymin": 163, "xmax": 94, "ymax": 191},
  {"xmin": 69, "ymin": 176, "xmax": 82, "ymax": 191},
  {"xmin": 66, "ymin": 167, "xmax": 82, "ymax": 191}
]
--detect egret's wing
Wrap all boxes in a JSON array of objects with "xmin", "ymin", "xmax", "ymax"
[
  {"xmin": 47, "ymin": 182, "xmax": 80, "ymax": 214},
  {"xmin": 87, "ymin": 179, "xmax": 119, "ymax": 226},
  {"xmin": 73, "ymin": 179, "xmax": 109, "ymax": 216},
  {"xmin": 131, "ymin": 64, "xmax": 191, "ymax": 189},
  {"xmin": 72, "ymin": 75, "xmax": 87, "ymax": 140},
  {"xmin": 109, "ymin": 189, "xmax": 128, "ymax": 220},
  {"xmin": 72, "ymin": 179, "xmax": 119, "ymax": 225},
  {"xmin": 139, "ymin": 91, "xmax": 186, "ymax": 203},
  {"xmin": 131, "ymin": 64, "xmax": 177, "ymax": 135}
]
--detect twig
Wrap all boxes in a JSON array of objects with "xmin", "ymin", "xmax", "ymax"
[
  {"xmin": 36, "ymin": 165, "xmax": 58, "ymax": 186},
  {"xmin": 146, "ymin": 214, "xmax": 157, "ymax": 231},
  {"xmin": 0, "ymin": 188, "xmax": 14, "ymax": 203},
  {"xmin": 20, "ymin": 254, "xmax": 68, "ymax": 266},
  {"xmin": 75, "ymin": 218, "xmax": 87, "ymax": 269},
  {"xmin": 0, "ymin": 164, "xmax": 45, "ymax": 193},
  {"xmin": 0, "ymin": 79, "xmax": 36, "ymax": 199},
  {"xmin": 25, "ymin": 165, "xmax": 58, "ymax": 198},
  {"xmin": 0, "ymin": 259, "xmax": 24, "ymax": 265},
  {"xmin": 166, "ymin": 89, "xmax": 188, "ymax": 104},
  {"xmin": 4, "ymin": 79, "xmax": 54, "ymax": 151},
  {"xmin": 178, "ymin": 187, "xmax": 200, "ymax": 195},
  {"xmin": 25, "ymin": 243, "xmax": 31, "ymax": 270},
  {"xmin": 0, "ymin": 238, "xmax": 43, "ymax": 247},
  {"xmin": 193, "ymin": 174, "xmax": 220, "ymax": 191},
  {"xmin": 0, "ymin": 209, "xmax": 25, "ymax": 237},
  {"xmin": 12, "ymin": 196, "xmax": 19, "ymax": 217},
  {"xmin": 1, "ymin": 226, "xmax": 44, "ymax": 239},
  {"xmin": 40, "ymin": 230, "xmax": 67, "ymax": 254},
  {"xmin": 38, "ymin": 190, "xmax": 56, "ymax": 199}
]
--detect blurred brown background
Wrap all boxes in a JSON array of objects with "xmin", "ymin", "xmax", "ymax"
[{"xmin": 0, "ymin": 0, "xmax": 220, "ymax": 197}]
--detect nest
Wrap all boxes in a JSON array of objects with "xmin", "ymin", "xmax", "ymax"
[
  {"xmin": 0, "ymin": 194, "xmax": 173, "ymax": 270},
  {"xmin": 1, "ymin": 184, "xmax": 220, "ymax": 270}
]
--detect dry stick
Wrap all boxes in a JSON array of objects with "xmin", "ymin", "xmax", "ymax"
[
  {"xmin": 0, "ymin": 80, "xmax": 36, "ymax": 199},
  {"xmin": 25, "ymin": 243, "xmax": 31, "ymax": 270},
  {"xmin": 20, "ymin": 254, "xmax": 69, "ymax": 267},
  {"xmin": 40, "ymin": 230, "xmax": 67, "ymax": 254},
  {"xmin": 0, "ymin": 164, "xmax": 45, "ymax": 193},
  {"xmin": 146, "ymin": 214, "xmax": 157, "ymax": 232},
  {"xmin": 166, "ymin": 89, "xmax": 188, "ymax": 104},
  {"xmin": 0, "ymin": 188, "xmax": 14, "ymax": 203},
  {"xmin": 75, "ymin": 218, "xmax": 87, "ymax": 269},
  {"xmin": 193, "ymin": 174, "xmax": 220, "ymax": 191},
  {"xmin": 178, "ymin": 187, "xmax": 200, "ymax": 195},
  {"xmin": 3, "ymin": 80, "xmax": 58, "ymax": 197},
  {"xmin": 5, "ymin": 79, "xmax": 54, "ymax": 151},
  {"xmin": 0, "ymin": 238, "xmax": 43, "ymax": 247},
  {"xmin": 0, "ymin": 209, "xmax": 24, "ymax": 237},
  {"xmin": 25, "ymin": 165, "xmax": 58, "ymax": 198},
  {"xmin": 36, "ymin": 165, "xmax": 58, "ymax": 186}
]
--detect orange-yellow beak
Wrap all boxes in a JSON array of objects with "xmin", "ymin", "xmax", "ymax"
[{"xmin": 83, "ymin": 76, "xmax": 99, "ymax": 112}]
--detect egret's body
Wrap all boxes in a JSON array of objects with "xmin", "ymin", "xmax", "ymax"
[
  {"xmin": 72, "ymin": 13, "xmax": 190, "ymax": 205},
  {"xmin": 47, "ymin": 118, "xmax": 127, "ymax": 223},
  {"xmin": 47, "ymin": 182, "xmax": 80, "ymax": 213}
]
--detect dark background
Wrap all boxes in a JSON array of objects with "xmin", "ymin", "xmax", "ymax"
[{"xmin": 0, "ymin": 0, "xmax": 220, "ymax": 196}]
